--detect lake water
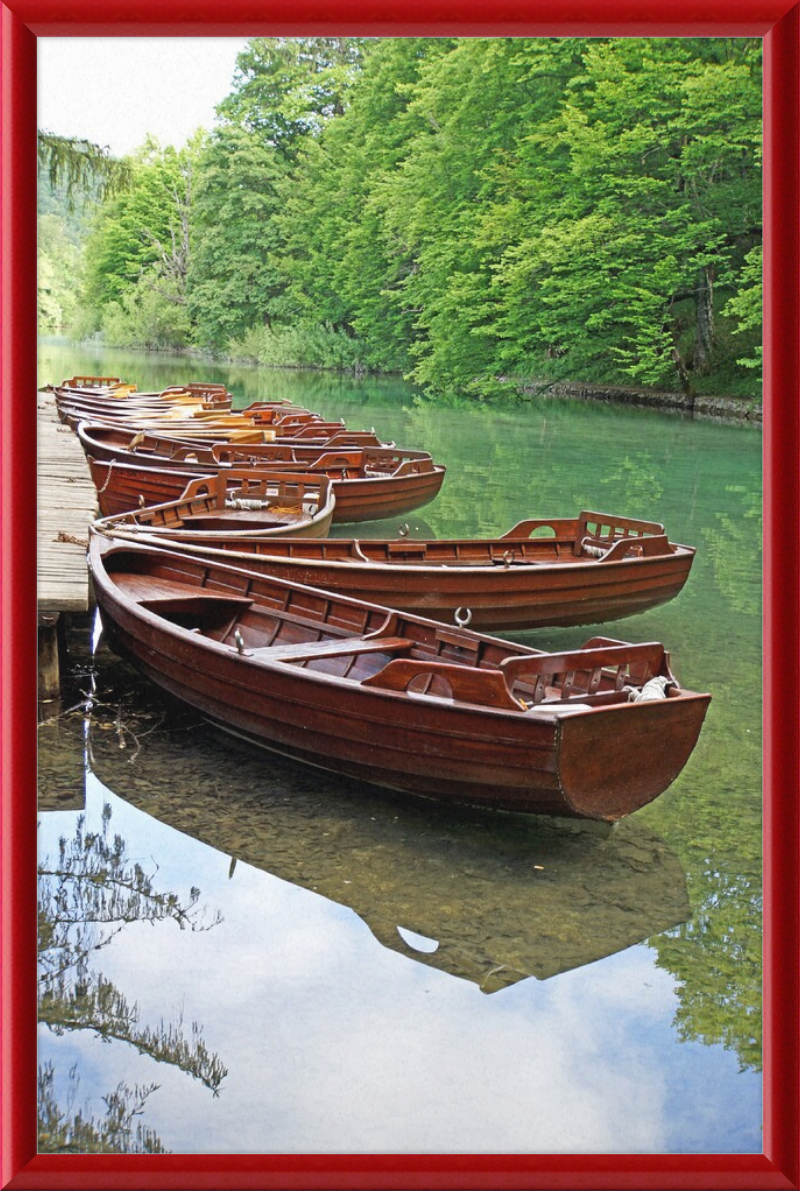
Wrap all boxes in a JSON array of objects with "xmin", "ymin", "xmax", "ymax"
[{"xmin": 37, "ymin": 342, "xmax": 762, "ymax": 1155}]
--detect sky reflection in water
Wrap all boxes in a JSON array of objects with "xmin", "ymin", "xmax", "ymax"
[{"xmin": 37, "ymin": 759, "xmax": 760, "ymax": 1155}]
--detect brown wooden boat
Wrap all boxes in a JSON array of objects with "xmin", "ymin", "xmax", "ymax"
[
  {"xmin": 61, "ymin": 406, "xmax": 351, "ymax": 440},
  {"xmin": 51, "ymin": 374, "xmax": 130, "ymax": 393},
  {"xmin": 53, "ymin": 377, "xmax": 233, "ymax": 404},
  {"xmin": 77, "ymin": 423, "xmax": 401, "ymax": 468},
  {"xmin": 92, "ymin": 471, "xmax": 335, "ymax": 541},
  {"xmin": 59, "ymin": 401, "xmax": 230, "ymax": 429},
  {"xmin": 88, "ymin": 536, "xmax": 710, "ymax": 820},
  {"xmin": 131, "ymin": 424, "xmax": 387, "ymax": 446},
  {"xmin": 55, "ymin": 388, "xmax": 230, "ymax": 410},
  {"xmin": 59, "ymin": 397, "xmax": 337, "ymax": 434},
  {"xmin": 97, "ymin": 510, "xmax": 693, "ymax": 630},
  {"xmin": 52, "ymin": 379, "xmax": 235, "ymax": 417},
  {"xmin": 85, "ymin": 441, "xmax": 446, "ymax": 524}
]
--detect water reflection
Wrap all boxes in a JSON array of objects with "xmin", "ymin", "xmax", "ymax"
[
  {"xmin": 77, "ymin": 648, "xmax": 690, "ymax": 997},
  {"xmin": 37, "ymin": 789, "xmax": 227, "ymax": 1153},
  {"xmin": 38, "ymin": 695, "xmax": 87, "ymax": 810},
  {"xmin": 702, "ymin": 485, "xmax": 762, "ymax": 618}
]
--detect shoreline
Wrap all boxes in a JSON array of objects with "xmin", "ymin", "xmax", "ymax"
[
  {"xmin": 519, "ymin": 380, "xmax": 762, "ymax": 427},
  {"xmin": 41, "ymin": 338, "xmax": 762, "ymax": 427}
]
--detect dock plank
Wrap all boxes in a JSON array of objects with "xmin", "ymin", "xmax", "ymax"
[{"xmin": 37, "ymin": 391, "xmax": 97, "ymax": 615}]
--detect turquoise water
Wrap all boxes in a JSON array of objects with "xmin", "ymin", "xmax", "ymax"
[{"xmin": 37, "ymin": 343, "xmax": 762, "ymax": 1155}]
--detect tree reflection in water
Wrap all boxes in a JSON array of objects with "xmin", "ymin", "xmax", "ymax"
[{"xmin": 38, "ymin": 802, "xmax": 227, "ymax": 1153}]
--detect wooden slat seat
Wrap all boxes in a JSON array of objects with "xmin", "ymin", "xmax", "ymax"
[{"xmin": 260, "ymin": 636, "xmax": 415, "ymax": 662}]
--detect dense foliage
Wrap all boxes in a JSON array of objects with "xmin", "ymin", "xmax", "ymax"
[{"xmin": 40, "ymin": 36, "xmax": 763, "ymax": 398}]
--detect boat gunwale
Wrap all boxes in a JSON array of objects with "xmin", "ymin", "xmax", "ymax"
[
  {"xmin": 91, "ymin": 525, "xmax": 696, "ymax": 574},
  {"xmin": 77, "ymin": 421, "xmax": 445, "ymax": 474}
]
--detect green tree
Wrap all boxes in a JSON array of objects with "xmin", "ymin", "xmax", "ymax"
[
  {"xmin": 81, "ymin": 137, "xmax": 199, "ymax": 346},
  {"xmin": 187, "ymin": 126, "xmax": 290, "ymax": 351},
  {"xmin": 186, "ymin": 37, "xmax": 366, "ymax": 353},
  {"xmin": 490, "ymin": 38, "xmax": 762, "ymax": 395},
  {"xmin": 277, "ymin": 37, "xmax": 454, "ymax": 370},
  {"xmin": 38, "ymin": 214, "xmax": 82, "ymax": 331},
  {"xmin": 722, "ymin": 243, "xmax": 763, "ymax": 376},
  {"xmin": 38, "ymin": 131, "xmax": 133, "ymax": 204},
  {"xmin": 219, "ymin": 36, "xmax": 365, "ymax": 153},
  {"xmin": 37, "ymin": 157, "xmax": 105, "ymax": 337},
  {"xmin": 375, "ymin": 38, "xmax": 588, "ymax": 395}
]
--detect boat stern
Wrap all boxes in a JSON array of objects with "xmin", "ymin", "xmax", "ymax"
[{"xmin": 554, "ymin": 693, "xmax": 711, "ymax": 820}]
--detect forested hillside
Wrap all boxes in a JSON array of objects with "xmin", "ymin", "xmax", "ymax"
[{"xmin": 40, "ymin": 36, "xmax": 763, "ymax": 400}]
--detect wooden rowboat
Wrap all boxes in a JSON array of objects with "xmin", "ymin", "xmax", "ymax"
[
  {"xmin": 52, "ymin": 377, "xmax": 233, "ymax": 404},
  {"xmin": 78, "ymin": 423, "xmax": 418, "ymax": 470},
  {"xmin": 88, "ymin": 537, "xmax": 710, "ymax": 820},
  {"xmin": 76, "ymin": 418, "xmax": 376, "ymax": 455},
  {"xmin": 61, "ymin": 406, "xmax": 351, "ymax": 441},
  {"xmin": 51, "ymin": 375, "xmax": 130, "ymax": 395},
  {"xmin": 96, "ymin": 510, "xmax": 693, "ymax": 630},
  {"xmin": 93, "ymin": 471, "xmax": 336, "ymax": 541},
  {"xmin": 85, "ymin": 443, "xmax": 446, "ymax": 524},
  {"xmin": 52, "ymin": 378, "xmax": 342, "ymax": 432},
  {"xmin": 59, "ymin": 401, "xmax": 231, "ymax": 429},
  {"xmin": 59, "ymin": 399, "xmax": 337, "ymax": 434},
  {"xmin": 52, "ymin": 380, "xmax": 235, "ymax": 416}
]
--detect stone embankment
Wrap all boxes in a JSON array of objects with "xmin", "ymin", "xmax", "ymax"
[{"xmin": 521, "ymin": 380, "xmax": 762, "ymax": 427}]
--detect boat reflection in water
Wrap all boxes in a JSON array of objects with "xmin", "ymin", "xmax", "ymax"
[{"xmin": 84, "ymin": 662, "xmax": 690, "ymax": 995}]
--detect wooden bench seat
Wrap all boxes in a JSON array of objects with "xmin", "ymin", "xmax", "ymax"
[{"xmin": 257, "ymin": 635, "xmax": 415, "ymax": 662}]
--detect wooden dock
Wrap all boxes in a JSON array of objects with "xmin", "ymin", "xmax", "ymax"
[
  {"xmin": 38, "ymin": 389, "xmax": 97, "ymax": 612},
  {"xmin": 38, "ymin": 390, "xmax": 97, "ymax": 694}
]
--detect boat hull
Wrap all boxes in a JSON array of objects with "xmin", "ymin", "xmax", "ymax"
[
  {"xmin": 94, "ymin": 472, "xmax": 336, "ymax": 542},
  {"xmin": 87, "ymin": 456, "xmax": 445, "ymax": 524},
  {"xmin": 120, "ymin": 538, "xmax": 694, "ymax": 630},
  {"xmin": 90, "ymin": 540, "xmax": 710, "ymax": 820}
]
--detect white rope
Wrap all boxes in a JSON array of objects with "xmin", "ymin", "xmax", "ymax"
[
  {"xmin": 627, "ymin": 676, "xmax": 671, "ymax": 702},
  {"xmin": 225, "ymin": 497, "xmax": 273, "ymax": 510}
]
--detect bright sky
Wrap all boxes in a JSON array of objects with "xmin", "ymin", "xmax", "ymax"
[{"xmin": 38, "ymin": 38, "xmax": 251, "ymax": 157}]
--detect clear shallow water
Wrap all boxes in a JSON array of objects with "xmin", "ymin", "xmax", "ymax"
[{"xmin": 37, "ymin": 343, "xmax": 762, "ymax": 1154}]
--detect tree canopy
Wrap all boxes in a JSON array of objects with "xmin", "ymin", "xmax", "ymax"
[{"xmin": 41, "ymin": 36, "xmax": 762, "ymax": 400}]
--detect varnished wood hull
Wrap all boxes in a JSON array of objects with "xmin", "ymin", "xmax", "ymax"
[
  {"xmin": 113, "ymin": 532, "xmax": 694, "ymax": 630},
  {"xmin": 89, "ymin": 539, "xmax": 710, "ymax": 820},
  {"xmin": 61, "ymin": 405, "xmax": 329, "ymax": 434},
  {"xmin": 87, "ymin": 455, "xmax": 446, "ymax": 524}
]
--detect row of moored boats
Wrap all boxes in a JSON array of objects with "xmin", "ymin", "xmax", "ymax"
[{"xmin": 51, "ymin": 375, "xmax": 711, "ymax": 822}]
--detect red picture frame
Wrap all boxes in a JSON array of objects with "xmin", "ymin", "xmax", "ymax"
[{"xmin": 2, "ymin": 3, "xmax": 797, "ymax": 1188}]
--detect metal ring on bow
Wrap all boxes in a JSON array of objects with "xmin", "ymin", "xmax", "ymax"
[{"xmin": 454, "ymin": 607, "xmax": 472, "ymax": 627}]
